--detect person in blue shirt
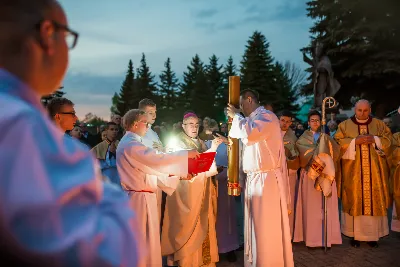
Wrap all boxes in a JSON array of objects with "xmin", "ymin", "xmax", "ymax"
[
  {"xmin": 91, "ymin": 122, "xmax": 121, "ymax": 186},
  {"xmin": 0, "ymin": 0, "xmax": 142, "ymax": 266}
]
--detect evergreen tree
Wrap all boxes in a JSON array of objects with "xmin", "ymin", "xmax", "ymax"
[
  {"xmin": 274, "ymin": 62, "xmax": 299, "ymax": 114},
  {"xmin": 205, "ymin": 54, "xmax": 223, "ymax": 117},
  {"xmin": 240, "ymin": 31, "xmax": 277, "ymax": 104},
  {"xmin": 179, "ymin": 54, "xmax": 205, "ymax": 110},
  {"xmin": 110, "ymin": 92, "xmax": 120, "ymax": 114},
  {"xmin": 116, "ymin": 60, "xmax": 137, "ymax": 116},
  {"xmin": 303, "ymin": 0, "xmax": 400, "ymax": 117},
  {"xmin": 41, "ymin": 87, "xmax": 65, "ymax": 107},
  {"xmin": 191, "ymin": 69, "xmax": 214, "ymax": 118},
  {"xmin": 136, "ymin": 53, "xmax": 157, "ymax": 102},
  {"xmin": 222, "ymin": 56, "xmax": 237, "ymax": 103},
  {"xmin": 159, "ymin": 57, "xmax": 179, "ymax": 110}
]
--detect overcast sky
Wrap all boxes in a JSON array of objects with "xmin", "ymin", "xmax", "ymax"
[{"xmin": 59, "ymin": 0, "xmax": 312, "ymax": 119}]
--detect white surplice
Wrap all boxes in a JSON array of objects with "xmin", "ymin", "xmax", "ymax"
[
  {"xmin": 142, "ymin": 126, "xmax": 164, "ymax": 222},
  {"xmin": 0, "ymin": 68, "xmax": 141, "ymax": 266},
  {"xmin": 117, "ymin": 131, "xmax": 188, "ymax": 266},
  {"xmin": 229, "ymin": 106, "xmax": 294, "ymax": 267}
]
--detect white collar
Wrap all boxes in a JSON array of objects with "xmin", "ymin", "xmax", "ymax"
[{"xmin": 355, "ymin": 117, "xmax": 369, "ymax": 123}]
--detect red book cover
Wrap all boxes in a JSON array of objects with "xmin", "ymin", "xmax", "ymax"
[{"xmin": 188, "ymin": 152, "xmax": 216, "ymax": 174}]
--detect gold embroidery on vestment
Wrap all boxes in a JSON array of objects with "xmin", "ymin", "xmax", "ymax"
[
  {"xmin": 360, "ymin": 125, "xmax": 372, "ymax": 215},
  {"xmin": 201, "ymin": 230, "xmax": 211, "ymax": 265}
]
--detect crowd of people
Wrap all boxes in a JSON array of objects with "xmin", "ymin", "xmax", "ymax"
[{"xmin": 1, "ymin": 1, "xmax": 399, "ymax": 267}]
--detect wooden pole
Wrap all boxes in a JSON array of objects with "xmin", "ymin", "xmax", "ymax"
[{"xmin": 227, "ymin": 76, "xmax": 241, "ymax": 196}]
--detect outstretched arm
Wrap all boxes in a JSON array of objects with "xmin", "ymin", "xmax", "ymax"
[{"xmin": 122, "ymin": 142, "xmax": 189, "ymax": 178}]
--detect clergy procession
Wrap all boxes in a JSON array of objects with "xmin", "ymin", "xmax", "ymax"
[{"xmin": 1, "ymin": 0, "xmax": 400, "ymax": 267}]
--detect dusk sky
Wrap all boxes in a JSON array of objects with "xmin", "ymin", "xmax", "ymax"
[{"xmin": 59, "ymin": 0, "xmax": 312, "ymax": 120}]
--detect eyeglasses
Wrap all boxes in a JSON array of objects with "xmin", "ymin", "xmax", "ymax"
[
  {"xmin": 36, "ymin": 20, "xmax": 79, "ymax": 50},
  {"xmin": 59, "ymin": 111, "xmax": 77, "ymax": 117},
  {"xmin": 184, "ymin": 123, "xmax": 200, "ymax": 128},
  {"xmin": 52, "ymin": 21, "xmax": 79, "ymax": 49}
]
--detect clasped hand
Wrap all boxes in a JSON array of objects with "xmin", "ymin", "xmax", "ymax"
[
  {"xmin": 355, "ymin": 134, "xmax": 375, "ymax": 145},
  {"xmin": 226, "ymin": 103, "xmax": 241, "ymax": 118},
  {"xmin": 180, "ymin": 173, "xmax": 196, "ymax": 180}
]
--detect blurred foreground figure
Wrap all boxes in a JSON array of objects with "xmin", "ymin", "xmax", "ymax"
[{"xmin": 0, "ymin": 0, "xmax": 141, "ymax": 266}]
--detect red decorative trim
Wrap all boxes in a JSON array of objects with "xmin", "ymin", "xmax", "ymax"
[{"xmin": 227, "ymin": 182, "xmax": 240, "ymax": 189}]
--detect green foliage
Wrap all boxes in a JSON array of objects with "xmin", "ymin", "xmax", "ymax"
[
  {"xmin": 136, "ymin": 53, "xmax": 157, "ymax": 102},
  {"xmin": 240, "ymin": 31, "xmax": 277, "ymax": 103},
  {"xmin": 41, "ymin": 87, "xmax": 65, "ymax": 107},
  {"xmin": 110, "ymin": 92, "xmax": 120, "ymax": 115},
  {"xmin": 109, "ymin": 31, "xmax": 304, "ymax": 122},
  {"xmin": 116, "ymin": 60, "xmax": 136, "ymax": 116},
  {"xmin": 205, "ymin": 54, "xmax": 224, "ymax": 118},
  {"xmin": 158, "ymin": 57, "xmax": 180, "ymax": 122},
  {"xmin": 178, "ymin": 54, "xmax": 205, "ymax": 111},
  {"xmin": 303, "ymin": 0, "xmax": 400, "ymax": 117},
  {"xmin": 86, "ymin": 116, "xmax": 106, "ymax": 127},
  {"xmin": 222, "ymin": 56, "xmax": 237, "ymax": 101},
  {"xmin": 273, "ymin": 62, "xmax": 299, "ymax": 114}
]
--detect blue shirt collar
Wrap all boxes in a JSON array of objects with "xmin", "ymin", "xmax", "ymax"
[{"xmin": 0, "ymin": 68, "xmax": 45, "ymax": 112}]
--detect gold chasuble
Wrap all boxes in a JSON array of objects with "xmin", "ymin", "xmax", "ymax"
[
  {"xmin": 296, "ymin": 130, "xmax": 340, "ymax": 195},
  {"xmin": 334, "ymin": 117, "xmax": 392, "ymax": 217},
  {"xmin": 161, "ymin": 132, "xmax": 218, "ymax": 267},
  {"xmin": 283, "ymin": 128, "xmax": 300, "ymax": 170},
  {"xmin": 391, "ymin": 132, "xmax": 400, "ymax": 217}
]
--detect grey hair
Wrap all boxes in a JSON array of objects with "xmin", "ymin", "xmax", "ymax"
[
  {"xmin": 0, "ymin": 0, "xmax": 58, "ymax": 55},
  {"xmin": 111, "ymin": 113, "xmax": 121, "ymax": 120},
  {"xmin": 122, "ymin": 109, "xmax": 145, "ymax": 130},
  {"xmin": 355, "ymin": 99, "xmax": 371, "ymax": 108}
]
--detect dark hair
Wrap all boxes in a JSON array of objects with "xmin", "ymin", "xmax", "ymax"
[
  {"xmin": 47, "ymin": 97, "xmax": 74, "ymax": 119},
  {"xmin": 279, "ymin": 110, "xmax": 293, "ymax": 118},
  {"xmin": 308, "ymin": 110, "xmax": 321, "ymax": 121},
  {"xmin": 0, "ymin": 0, "xmax": 57, "ymax": 55},
  {"xmin": 105, "ymin": 121, "xmax": 117, "ymax": 129},
  {"xmin": 138, "ymin": 98, "xmax": 156, "ymax": 110},
  {"xmin": 240, "ymin": 89, "xmax": 259, "ymax": 103}
]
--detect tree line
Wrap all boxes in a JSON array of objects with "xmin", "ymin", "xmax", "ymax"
[
  {"xmin": 302, "ymin": 0, "xmax": 399, "ymax": 118},
  {"xmin": 111, "ymin": 31, "xmax": 305, "ymax": 123}
]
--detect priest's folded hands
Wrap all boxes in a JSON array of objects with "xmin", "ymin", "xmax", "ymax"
[{"xmin": 355, "ymin": 134, "xmax": 375, "ymax": 145}]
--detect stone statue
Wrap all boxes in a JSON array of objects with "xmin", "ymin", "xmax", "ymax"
[{"xmin": 303, "ymin": 42, "xmax": 341, "ymax": 109}]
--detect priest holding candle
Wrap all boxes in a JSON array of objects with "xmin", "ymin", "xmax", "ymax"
[{"xmin": 227, "ymin": 88, "xmax": 294, "ymax": 267}]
